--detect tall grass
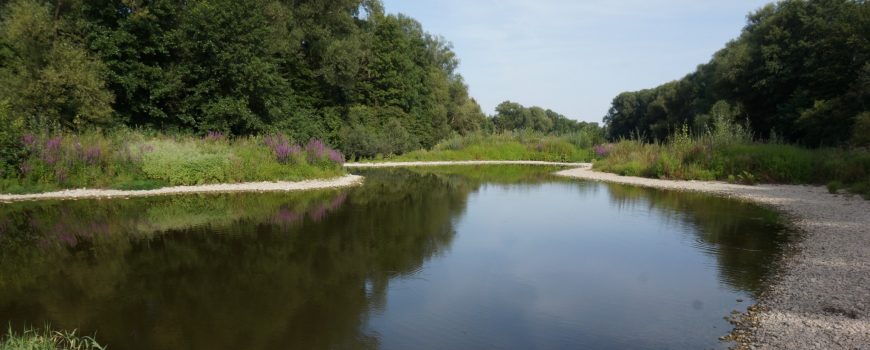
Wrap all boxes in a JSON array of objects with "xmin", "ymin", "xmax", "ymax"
[
  {"xmin": 386, "ymin": 130, "xmax": 596, "ymax": 162},
  {"xmin": 0, "ymin": 130, "xmax": 347, "ymax": 194},
  {"xmin": 593, "ymin": 118, "xmax": 870, "ymax": 198},
  {"xmin": 1, "ymin": 325, "xmax": 104, "ymax": 350}
]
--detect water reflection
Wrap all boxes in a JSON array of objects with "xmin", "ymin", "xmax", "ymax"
[{"xmin": 0, "ymin": 166, "xmax": 790, "ymax": 350}]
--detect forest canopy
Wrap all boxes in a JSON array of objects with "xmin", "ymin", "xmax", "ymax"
[
  {"xmin": 0, "ymin": 0, "xmax": 490, "ymax": 156},
  {"xmin": 603, "ymin": 0, "xmax": 869, "ymax": 147}
]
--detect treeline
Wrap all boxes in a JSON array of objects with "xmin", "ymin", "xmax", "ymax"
[
  {"xmin": 604, "ymin": 0, "xmax": 869, "ymax": 147},
  {"xmin": 491, "ymin": 101, "xmax": 600, "ymax": 135},
  {"xmin": 0, "ymin": 0, "xmax": 488, "ymax": 158}
]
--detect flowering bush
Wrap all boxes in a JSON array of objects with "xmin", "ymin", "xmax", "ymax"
[{"xmin": 1, "ymin": 131, "xmax": 348, "ymax": 194}]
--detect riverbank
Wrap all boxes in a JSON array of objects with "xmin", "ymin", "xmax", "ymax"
[
  {"xmin": 556, "ymin": 166, "xmax": 869, "ymax": 349},
  {"xmin": 0, "ymin": 175, "xmax": 363, "ymax": 202},
  {"xmin": 345, "ymin": 160, "xmax": 587, "ymax": 168}
]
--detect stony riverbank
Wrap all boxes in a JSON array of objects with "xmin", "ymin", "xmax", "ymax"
[{"xmin": 0, "ymin": 175, "xmax": 364, "ymax": 202}]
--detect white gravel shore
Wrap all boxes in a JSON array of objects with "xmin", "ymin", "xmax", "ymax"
[
  {"xmin": 556, "ymin": 165, "xmax": 870, "ymax": 350},
  {"xmin": 345, "ymin": 160, "xmax": 585, "ymax": 168},
  {"xmin": 0, "ymin": 174, "xmax": 363, "ymax": 203}
]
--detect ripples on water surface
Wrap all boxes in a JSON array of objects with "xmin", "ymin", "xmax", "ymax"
[{"xmin": 0, "ymin": 166, "xmax": 791, "ymax": 349}]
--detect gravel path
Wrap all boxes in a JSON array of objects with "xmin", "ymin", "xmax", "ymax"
[
  {"xmin": 345, "ymin": 160, "xmax": 585, "ymax": 168},
  {"xmin": 556, "ymin": 165, "xmax": 870, "ymax": 350},
  {"xmin": 0, "ymin": 175, "xmax": 364, "ymax": 203}
]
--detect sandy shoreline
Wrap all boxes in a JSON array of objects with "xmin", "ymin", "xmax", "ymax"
[
  {"xmin": 0, "ymin": 175, "xmax": 364, "ymax": 203},
  {"xmin": 556, "ymin": 166, "xmax": 869, "ymax": 350}
]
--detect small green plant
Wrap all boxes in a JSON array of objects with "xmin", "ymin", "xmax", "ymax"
[
  {"xmin": 735, "ymin": 171, "xmax": 756, "ymax": 185},
  {"xmin": 1, "ymin": 325, "xmax": 105, "ymax": 350},
  {"xmin": 826, "ymin": 181, "xmax": 843, "ymax": 194}
]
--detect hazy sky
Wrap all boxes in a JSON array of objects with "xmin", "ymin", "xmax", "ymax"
[{"xmin": 381, "ymin": 0, "xmax": 772, "ymax": 123}]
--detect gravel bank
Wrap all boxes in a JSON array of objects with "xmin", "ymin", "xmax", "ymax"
[
  {"xmin": 556, "ymin": 165, "xmax": 870, "ymax": 350},
  {"xmin": 0, "ymin": 174, "xmax": 364, "ymax": 203},
  {"xmin": 345, "ymin": 160, "xmax": 587, "ymax": 168}
]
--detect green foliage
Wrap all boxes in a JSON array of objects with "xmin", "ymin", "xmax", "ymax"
[
  {"xmin": 389, "ymin": 131, "xmax": 593, "ymax": 162},
  {"xmin": 492, "ymin": 100, "xmax": 599, "ymax": 135},
  {"xmin": 141, "ymin": 141, "xmax": 232, "ymax": 185},
  {"xmin": 604, "ymin": 0, "xmax": 869, "ymax": 147},
  {"xmin": 1, "ymin": 325, "xmax": 105, "ymax": 350},
  {"xmin": 0, "ymin": 0, "xmax": 115, "ymax": 130},
  {"xmin": 0, "ymin": 0, "xmax": 487, "ymax": 151},
  {"xmin": 595, "ymin": 126, "xmax": 870, "ymax": 197}
]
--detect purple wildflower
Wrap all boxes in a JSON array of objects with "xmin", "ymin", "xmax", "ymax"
[
  {"xmin": 264, "ymin": 134, "xmax": 289, "ymax": 150},
  {"xmin": 275, "ymin": 143, "xmax": 291, "ymax": 164},
  {"xmin": 593, "ymin": 144, "xmax": 612, "ymax": 158},
  {"xmin": 84, "ymin": 146, "xmax": 102, "ymax": 165},
  {"xmin": 20, "ymin": 134, "xmax": 36, "ymax": 147},
  {"xmin": 43, "ymin": 136, "xmax": 63, "ymax": 165},
  {"xmin": 328, "ymin": 149, "xmax": 345, "ymax": 165},
  {"xmin": 305, "ymin": 138, "xmax": 327, "ymax": 163}
]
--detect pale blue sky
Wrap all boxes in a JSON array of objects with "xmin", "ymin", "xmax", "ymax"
[{"xmin": 381, "ymin": 0, "xmax": 772, "ymax": 123}]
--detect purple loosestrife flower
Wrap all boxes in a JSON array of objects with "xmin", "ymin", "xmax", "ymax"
[
  {"xmin": 84, "ymin": 146, "xmax": 102, "ymax": 165},
  {"xmin": 275, "ymin": 143, "xmax": 292, "ymax": 164},
  {"xmin": 593, "ymin": 144, "xmax": 612, "ymax": 158},
  {"xmin": 305, "ymin": 138, "xmax": 327, "ymax": 162},
  {"xmin": 42, "ymin": 136, "xmax": 63, "ymax": 165},
  {"xmin": 264, "ymin": 134, "xmax": 289, "ymax": 150},
  {"xmin": 20, "ymin": 134, "xmax": 36, "ymax": 148},
  {"xmin": 328, "ymin": 149, "xmax": 345, "ymax": 165}
]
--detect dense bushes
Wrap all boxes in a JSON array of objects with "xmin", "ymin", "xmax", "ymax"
[
  {"xmin": 0, "ymin": 131, "xmax": 346, "ymax": 194},
  {"xmin": 593, "ymin": 122, "xmax": 870, "ymax": 197}
]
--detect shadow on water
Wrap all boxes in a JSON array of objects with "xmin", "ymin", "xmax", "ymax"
[
  {"xmin": 602, "ymin": 184, "xmax": 791, "ymax": 295},
  {"xmin": 0, "ymin": 165, "xmax": 791, "ymax": 349}
]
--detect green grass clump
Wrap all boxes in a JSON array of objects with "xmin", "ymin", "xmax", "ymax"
[
  {"xmin": 1, "ymin": 325, "xmax": 104, "ymax": 350},
  {"xmin": 386, "ymin": 131, "xmax": 593, "ymax": 162}
]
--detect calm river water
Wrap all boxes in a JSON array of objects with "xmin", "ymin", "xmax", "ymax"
[{"xmin": 0, "ymin": 166, "xmax": 791, "ymax": 349}]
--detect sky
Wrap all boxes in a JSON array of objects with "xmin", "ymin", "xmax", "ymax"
[{"xmin": 380, "ymin": 0, "xmax": 772, "ymax": 123}]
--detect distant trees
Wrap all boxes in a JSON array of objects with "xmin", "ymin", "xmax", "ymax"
[
  {"xmin": 0, "ymin": 0, "xmax": 488, "ymax": 157},
  {"xmin": 492, "ymin": 100, "xmax": 599, "ymax": 135},
  {"xmin": 604, "ymin": 0, "xmax": 869, "ymax": 147}
]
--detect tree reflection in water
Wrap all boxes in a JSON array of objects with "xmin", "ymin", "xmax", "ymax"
[{"xmin": 0, "ymin": 166, "xmax": 790, "ymax": 350}]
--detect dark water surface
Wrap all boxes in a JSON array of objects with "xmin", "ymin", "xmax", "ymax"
[{"xmin": 0, "ymin": 166, "xmax": 791, "ymax": 349}]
